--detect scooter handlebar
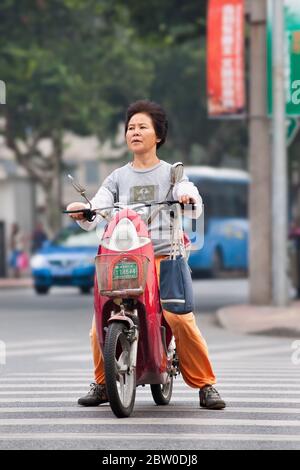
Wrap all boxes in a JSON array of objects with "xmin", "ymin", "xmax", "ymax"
[{"xmin": 62, "ymin": 201, "xmax": 197, "ymax": 222}]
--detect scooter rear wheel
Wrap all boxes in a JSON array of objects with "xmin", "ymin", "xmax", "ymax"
[
  {"xmin": 104, "ymin": 322, "xmax": 136, "ymax": 418},
  {"xmin": 150, "ymin": 377, "xmax": 173, "ymax": 405}
]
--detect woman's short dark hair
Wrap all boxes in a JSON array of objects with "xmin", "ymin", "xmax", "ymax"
[{"xmin": 125, "ymin": 100, "xmax": 168, "ymax": 149}]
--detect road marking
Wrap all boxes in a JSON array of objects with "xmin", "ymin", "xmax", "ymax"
[
  {"xmin": 216, "ymin": 384, "xmax": 300, "ymax": 388},
  {"xmin": 0, "ymin": 406, "xmax": 300, "ymax": 414},
  {"xmin": 6, "ymin": 347, "xmax": 90, "ymax": 358},
  {"xmin": 5, "ymin": 339, "xmax": 81, "ymax": 348},
  {"xmin": 0, "ymin": 391, "xmax": 87, "ymax": 395},
  {"xmin": 40, "ymin": 355, "xmax": 92, "ymax": 362},
  {"xmin": 0, "ymin": 417, "xmax": 300, "ymax": 426},
  {"xmin": 210, "ymin": 346, "xmax": 293, "ymax": 359},
  {"xmin": 209, "ymin": 339, "xmax": 290, "ymax": 351},
  {"xmin": 3, "ymin": 371, "xmax": 299, "ymax": 378},
  {"xmin": 0, "ymin": 371, "xmax": 93, "ymax": 380},
  {"xmin": 1, "ymin": 375, "xmax": 300, "ymax": 382},
  {"xmin": 0, "ymin": 383, "xmax": 96, "ymax": 388},
  {"xmin": 0, "ymin": 389, "xmax": 300, "ymax": 395},
  {"xmin": 0, "ymin": 397, "xmax": 300, "ymax": 403},
  {"xmin": 0, "ymin": 432, "xmax": 299, "ymax": 442},
  {"xmin": 1, "ymin": 382, "xmax": 300, "ymax": 388}
]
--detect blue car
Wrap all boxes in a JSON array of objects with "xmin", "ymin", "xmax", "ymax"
[{"xmin": 30, "ymin": 223, "xmax": 105, "ymax": 294}]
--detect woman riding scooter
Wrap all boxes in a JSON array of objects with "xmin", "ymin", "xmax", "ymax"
[{"xmin": 67, "ymin": 100, "xmax": 226, "ymax": 410}]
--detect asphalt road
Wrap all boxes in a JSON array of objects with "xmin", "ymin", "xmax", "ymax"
[{"xmin": 0, "ymin": 279, "xmax": 299, "ymax": 450}]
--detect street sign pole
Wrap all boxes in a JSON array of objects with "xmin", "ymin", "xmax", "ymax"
[{"xmin": 272, "ymin": 0, "xmax": 289, "ymax": 306}]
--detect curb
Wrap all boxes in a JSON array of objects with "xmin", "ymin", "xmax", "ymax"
[
  {"xmin": 0, "ymin": 278, "xmax": 33, "ymax": 289},
  {"xmin": 216, "ymin": 302, "xmax": 300, "ymax": 338}
]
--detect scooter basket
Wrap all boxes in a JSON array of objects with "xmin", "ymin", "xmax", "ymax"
[{"xmin": 95, "ymin": 253, "xmax": 149, "ymax": 297}]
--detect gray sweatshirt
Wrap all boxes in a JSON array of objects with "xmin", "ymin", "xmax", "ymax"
[{"xmin": 77, "ymin": 160, "xmax": 202, "ymax": 255}]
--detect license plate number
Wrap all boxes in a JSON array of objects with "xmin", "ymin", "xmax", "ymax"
[{"xmin": 113, "ymin": 262, "xmax": 138, "ymax": 280}]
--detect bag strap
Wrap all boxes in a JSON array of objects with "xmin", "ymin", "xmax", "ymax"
[{"xmin": 169, "ymin": 205, "xmax": 184, "ymax": 260}]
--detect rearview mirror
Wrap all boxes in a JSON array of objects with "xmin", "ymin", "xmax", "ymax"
[
  {"xmin": 67, "ymin": 174, "xmax": 92, "ymax": 209},
  {"xmin": 171, "ymin": 162, "xmax": 184, "ymax": 186}
]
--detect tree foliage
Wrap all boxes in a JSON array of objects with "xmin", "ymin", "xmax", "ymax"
[{"xmin": 0, "ymin": 0, "xmax": 153, "ymax": 233}]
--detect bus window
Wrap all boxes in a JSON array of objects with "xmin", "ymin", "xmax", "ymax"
[{"xmin": 190, "ymin": 177, "xmax": 248, "ymax": 219}]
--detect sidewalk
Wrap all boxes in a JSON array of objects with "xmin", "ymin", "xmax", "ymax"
[
  {"xmin": 216, "ymin": 301, "xmax": 300, "ymax": 337},
  {"xmin": 0, "ymin": 277, "xmax": 33, "ymax": 289}
]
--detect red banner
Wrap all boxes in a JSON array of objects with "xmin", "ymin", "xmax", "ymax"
[{"xmin": 207, "ymin": 0, "xmax": 245, "ymax": 117}]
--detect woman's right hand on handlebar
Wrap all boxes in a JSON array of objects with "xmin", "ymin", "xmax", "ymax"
[{"xmin": 66, "ymin": 202, "xmax": 87, "ymax": 220}]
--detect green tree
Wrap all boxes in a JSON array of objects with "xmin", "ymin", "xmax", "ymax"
[{"xmin": 0, "ymin": 0, "xmax": 153, "ymax": 235}]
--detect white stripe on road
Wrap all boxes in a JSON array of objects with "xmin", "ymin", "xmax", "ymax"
[
  {"xmin": 50, "ymin": 367, "xmax": 299, "ymax": 373},
  {"xmin": 208, "ymin": 339, "xmax": 291, "ymax": 350},
  {"xmin": 0, "ymin": 383, "xmax": 95, "ymax": 388},
  {"xmin": 41, "ymin": 355, "xmax": 92, "ymax": 362},
  {"xmin": 0, "ymin": 417, "xmax": 300, "ymax": 426},
  {"xmin": 4, "ymin": 340, "xmax": 79, "ymax": 349},
  {"xmin": 3, "ymin": 372, "xmax": 299, "ymax": 378},
  {"xmin": 0, "ymin": 389, "xmax": 300, "ymax": 395},
  {"xmin": 0, "ymin": 391, "xmax": 86, "ymax": 395},
  {"xmin": 216, "ymin": 366, "xmax": 299, "ymax": 369},
  {"xmin": 6, "ymin": 347, "xmax": 90, "ymax": 358},
  {"xmin": 1, "ymin": 382, "xmax": 300, "ymax": 388},
  {"xmin": 1, "ymin": 373, "xmax": 92, "ymax": 376},
  {"xmin": 210, "ymin": 346, "xmax": 293, "ymax": 360},
  {"xmin": 0, "ymin": 397, "xmax": 300, "ymax": 403},
  {"xmin": 0, "ymin": 406, "xmax": 300, "ymax": 414},
  {"xmin": 0, "ymin": 398, "xmax": 87, "ymax": 403},
  {"xmin": 217, "ymin": 376, "xmax": 300, "ymax": 380},
  {"xmin": 215, "ymin": 384, "xmax": 300, "ymax": 388},
  {"xmin": 0, "ymin": 432, "xmax": 299, "ymax": 443},
  {"xmin": 0, "ymin": 373, "xmax": 92, "ymax": 383}
]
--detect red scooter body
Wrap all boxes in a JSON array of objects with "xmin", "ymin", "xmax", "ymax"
[{"xmin": 94, "ymin": 208, "xmax": 173, "ymax": 386}]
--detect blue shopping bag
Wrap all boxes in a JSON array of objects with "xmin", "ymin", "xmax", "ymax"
[{"xmin": 159, "ymin": 254, "xmax": 194, "ymax": 314}]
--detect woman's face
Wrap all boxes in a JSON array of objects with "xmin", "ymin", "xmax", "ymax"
[{"xmin": 126, "ymin": 112, "xmax": 160, "ymax": 155}]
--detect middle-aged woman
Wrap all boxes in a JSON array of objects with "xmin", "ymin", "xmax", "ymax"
[{"xmin": 67, "ymin": 100, "xmax": 226, "ymax": 410}]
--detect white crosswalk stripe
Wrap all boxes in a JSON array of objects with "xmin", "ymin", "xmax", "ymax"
[{"xmin": 0, "ymin": 334, "xmax": 300, "ymax": 450}]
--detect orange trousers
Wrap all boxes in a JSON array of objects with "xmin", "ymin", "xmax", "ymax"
[{"xmin": 90, "ymin": 256, "xmax": 216, "ymax": 389}]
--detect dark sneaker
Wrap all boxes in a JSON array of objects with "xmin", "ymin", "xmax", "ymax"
[
  {"xmin": 199, "ymin": 385, "xmax": 226, "ymax": 410},
  {"xmin": 78, "ymin": 383, "xmax": 108, "ymax": 407}
]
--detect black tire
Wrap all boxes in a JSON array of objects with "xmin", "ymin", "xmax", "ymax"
[
  {"xmin": 80, "ymin": 286, "xmax": 91, "ymax": 294},
  {"xmin": 34, "ymin": 285, "xmax": 49, "ymax": 295},
  {"xmin": 104, "ymin": 322, "xmax": 136, "ymax": 418},
  {"xmin": 150, "ymin": 377, "xmax": 173, "ymax": 405},
  {"xmin": 211, "ymin": 249, "xmax": 223, "ymax": 278}
]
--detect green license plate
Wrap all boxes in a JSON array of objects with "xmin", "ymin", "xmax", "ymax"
[{"xmin": 113, "ymin": 262, "xmax": 138, "ymax": 280}]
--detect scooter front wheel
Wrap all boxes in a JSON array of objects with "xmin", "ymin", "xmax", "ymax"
[
  {"xmin": 104, "ymin": 322, "xmax": 136, "ymax": 418},
  {"xmin": 151, "ymin": 377, "xmax": 173, "ymax": 405}
]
